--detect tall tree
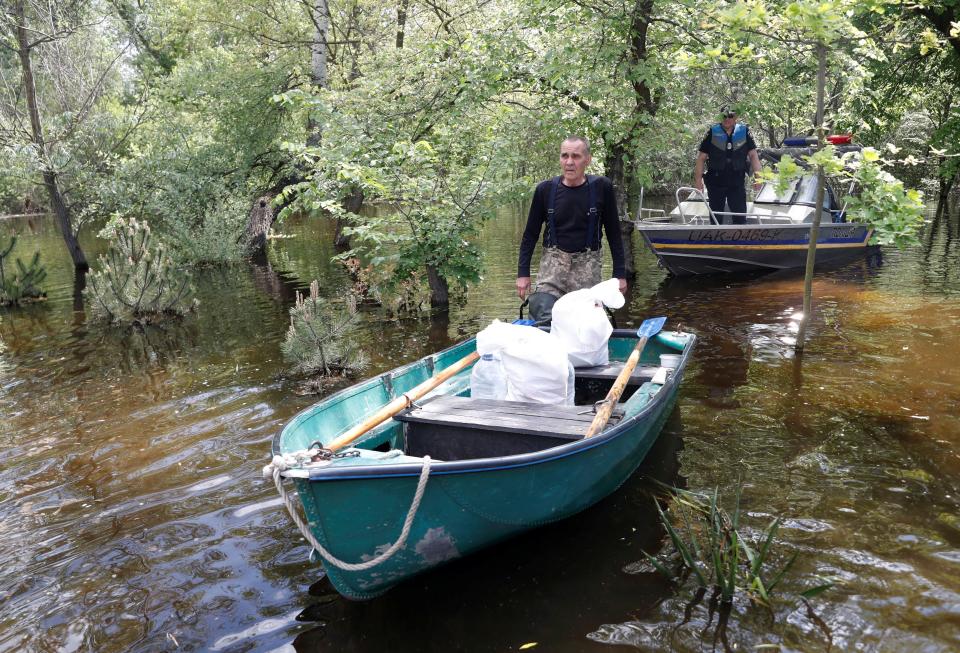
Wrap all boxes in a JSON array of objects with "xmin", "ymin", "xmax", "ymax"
[
  {"xmin": 277, "ymin": 2, "xmax": 529, "ymax": 306},
  {"xmin": 0, "ymin": 0, "xmax": 96, "ymax": 270}
]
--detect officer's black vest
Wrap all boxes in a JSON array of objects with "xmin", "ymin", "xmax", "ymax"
[{"xmin": 705, "ymin": 123, "xmax": 749, "ymax": 174}]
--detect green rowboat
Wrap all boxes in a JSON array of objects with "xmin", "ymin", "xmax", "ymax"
[{"xmin": 270, "ymin": 327, "xmax": 695, "ymax": 600}]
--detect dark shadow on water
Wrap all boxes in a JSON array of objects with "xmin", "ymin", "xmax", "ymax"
[
  {"xmin": 87, "ymin": 321, "xmax": 200, "ymax": 376},
  {"xmin": 248, "ymin": 257, "xmax": 306, "ymax": 304},
  {"xmin": 290, "ymin": 415, "xmax": 687, "ymax": 653}
]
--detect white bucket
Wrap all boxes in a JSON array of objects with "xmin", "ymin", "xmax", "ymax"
[{"xmin": 659, "ymin": 354, "xmax": 682, "ymax": 369}]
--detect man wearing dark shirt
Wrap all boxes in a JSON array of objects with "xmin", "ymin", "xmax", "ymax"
[
  {"xmin": 693, "ymin": 107, "xmax": 762, "ymax": 224},
  {"xmin": 516, "ymin": 137, "xmax": 626, "ymax": 322}
]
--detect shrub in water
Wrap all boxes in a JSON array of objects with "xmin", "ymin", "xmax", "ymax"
[
  {"xmin": 0, "ymin": 236, "xmax": 46, "ymax": 306},
  {"xmin": 281, "ymin": 280, "xmax": 367, "ymax": 379},
  {"xmin": 85, "ymin": 218, "xmax": 197, "ymax": 325}
]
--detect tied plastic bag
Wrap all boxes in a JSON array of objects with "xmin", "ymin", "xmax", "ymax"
[
  {"xmin": 474, "ymin": 320, "xmax": 572, "ymax": 404},
  {"xmin": 550, "ymin": 278, "xmax": 625, "ymax": 368}
]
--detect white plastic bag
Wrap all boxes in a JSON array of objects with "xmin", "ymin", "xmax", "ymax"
[
  {"xmin": 550, "ymin": 278, "xmax": 624, "ymax": 367},
  {"xmin": 473, "ymin": 320, "xmax": 572, "ymax": 404}
]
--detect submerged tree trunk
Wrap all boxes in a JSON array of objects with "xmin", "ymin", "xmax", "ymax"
[
  {"xmin": 933, "ymin": 93, "xmax": 956, "ymax": 214},
  {"xmin": 336, "ymin": 186, "xmax": 363, "ymax": 249},
  {"xmin": 42, "ymin": 170, "xmax": 88, "ymax": 271},
  {"xmin": 244, "ymin": 194, "xmax": 276, "ymax": 259},
  {"xmin": 14, "ymin": 2, "xmax": 87, "ymax": 271},
  {"xmin": 426, "ymin": 264, "xmax": 449, "ymax": 307},
  {"xmin": 938, "ymin": 174, "xmax": 956, "ymax": 207}
]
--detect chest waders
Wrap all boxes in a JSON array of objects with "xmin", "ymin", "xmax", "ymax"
[{"xmin": 529, "ymin": 176, "xmax": 604, "ymax": 323}]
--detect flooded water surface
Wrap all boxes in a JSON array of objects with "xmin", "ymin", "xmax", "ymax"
[{"xmin": 1, "ymin": 203, "xmax": 960, "ymax": 652}]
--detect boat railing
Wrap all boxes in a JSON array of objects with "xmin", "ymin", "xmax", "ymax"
[
  {"xmin": 635, "ymin": 210, "xmax": 673, "ymax": 224},
  {"xmin": 627, "ymin": 187, "xmax": 668, "ymax": 225},
  {"xmin": 674, "ymin": 187, "xmax": 719, "ymax": 225}
]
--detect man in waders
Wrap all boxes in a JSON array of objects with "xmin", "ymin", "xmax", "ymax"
[
  {"xmin": 693, "ymin": 107, "xmax": 762, "ymax": 225},
  {"xmin": 516, "ymin": 136, "xmax": 627, "ymax": 324}
]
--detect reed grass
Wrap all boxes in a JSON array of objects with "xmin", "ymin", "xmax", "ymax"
[{"xmin": 643, "ymin": 483, "xmax": 832, "ymax": 606}]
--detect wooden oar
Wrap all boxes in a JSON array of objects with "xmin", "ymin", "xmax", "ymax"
[
  {"xmin": 584, "ymin": 316, "xmax": 667, "ymax": 439},
  {"xmin": 325, "ymin": 351, "xmax": 480, "ymax": 452}
]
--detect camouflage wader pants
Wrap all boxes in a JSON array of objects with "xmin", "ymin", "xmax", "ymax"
[{"xmin": 534, "ymin": 246, "xmax": 603, "ymax": 297}]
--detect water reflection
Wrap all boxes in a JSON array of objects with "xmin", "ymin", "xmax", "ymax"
[{"xmin": 1, "ymin": 206, "xmax": 960, "ymax": 652}]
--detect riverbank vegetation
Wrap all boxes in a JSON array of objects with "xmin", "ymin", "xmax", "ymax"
[
  {"xmin": 638, "ymin": 484, "xmax": 835, "ymax": 648},
  {"xmin": 0, "ymin": 0, "xmax": 956, "ymax": 307}
]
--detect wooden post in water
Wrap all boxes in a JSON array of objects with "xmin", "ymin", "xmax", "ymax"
[{"xmin": 796, "ymin": 41, "xmax": 828, "ymax": 354}]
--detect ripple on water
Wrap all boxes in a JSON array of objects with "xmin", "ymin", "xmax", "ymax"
[{"xmin": 3, "ymin": 210, "xmax": 960, "ymax": 651}]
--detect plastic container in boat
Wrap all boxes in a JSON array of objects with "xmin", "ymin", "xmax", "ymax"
[{"xmin": 471, "ymin": 353, "xmax": 507, "ymax": 400}]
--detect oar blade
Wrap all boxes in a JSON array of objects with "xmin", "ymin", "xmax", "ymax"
[{"xmin": 637, "ymin": 316, "xmax": 667, "ymax": 339}]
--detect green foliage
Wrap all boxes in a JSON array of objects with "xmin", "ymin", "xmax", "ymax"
[
  {"xmin": 281, "ymin": 280, "xmax": 367, "ymax": 378},
  {"xmin": 0, "ymin": 1, "xmax": 139, "ymax": 231},
  {"xmin": 762, "ymin": 146, "xmax": 925, "ymax": 246},
  {"xmin": 843, "ymin": 148, "xmax": 926, "ymax": 247},
  {"xmin": 95, "ymin": 44, "xmax": 297, "ymax": 265},
  {"xmin": 85, "ymin": 218, "xmax": 197, "ymax": 326},
  {"xmin": 0, "ymin": 165, "xmax": 38, "ymax": 215},
  {"xmin": 764, "ymin": 155, "xmax": 804, "ymax": 195},
  {"xmin": 1, "ymin": 0, "xmax": 955, "ymax": 282},
  {"xmin": 276, "ymin": 28, "xmax": 526, "ymax": 301},
  {"xmin": 0, "ymin": 237, "xmax": 47, "ymax": 306},
  {"xmin": 339, "ymin": 257, "xmax": 430, "ymax": 317},
  {"xmin": 643, "ymin": 484, "xmax": 829, "ymax": 606}
]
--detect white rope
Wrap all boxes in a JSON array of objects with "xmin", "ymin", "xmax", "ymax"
[{"xmin": 264, "ymin": 453, "xmax": 432, "ymax": 571}]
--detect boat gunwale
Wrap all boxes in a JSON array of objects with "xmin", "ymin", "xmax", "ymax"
[
  {"xmin": 636, "ymin": 222, "xmax": 868, "ymax": 232},
  {"xmin": 273, "ymin": 331, "xmax": 695, "ymax": 481}
]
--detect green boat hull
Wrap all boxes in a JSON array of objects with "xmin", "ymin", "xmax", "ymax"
[{"xmin": 274, "ymin": 329, "xmax": 695, "ymax": 599}]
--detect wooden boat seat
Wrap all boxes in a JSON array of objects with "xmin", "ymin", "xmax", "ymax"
[
  {"xmin": 574, "ymin": 362, "xmax": 659, "ymax": 385},
  {"xmin": 395, "ymin": 395, "xmax": 624, "ymax": 461}
]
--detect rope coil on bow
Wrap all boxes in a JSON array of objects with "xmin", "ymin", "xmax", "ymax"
[{"xmin": 263, "ymin": 451, "xmax": 432, "ymax": 571}]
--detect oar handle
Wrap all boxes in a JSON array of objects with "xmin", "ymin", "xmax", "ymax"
[
  {"xmin": 326, "ymin": 351, "xmax": 480, "ymax": 452},
  {"xmin": 584, "ymin": 336, "xmax": 649, "ymax": 439}
]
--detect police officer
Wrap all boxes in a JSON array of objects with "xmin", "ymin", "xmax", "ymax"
[
  {"xmin": 693, "ymin": 107, "xmax": 763, "ymax": 225},
  {"xmin": 516, "ymin": 136, "xmax": 626, "ymax": 323}
]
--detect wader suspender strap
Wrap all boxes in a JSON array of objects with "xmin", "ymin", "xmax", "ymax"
[
  {"xmin": 585, "ymin": 176, "xmax": 599, "ymax": 250},
  {"xmin": 546, "ymin": 176, "xmax": 600, "ymax": 249},
  {"xmin": 546, "ymin": 176, "xmax": 560, "ymax": 247}
]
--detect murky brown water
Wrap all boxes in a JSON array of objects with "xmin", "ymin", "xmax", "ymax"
[{"xmin": 1, "ymin": 202, "xmax": 959, "ymax": 652}]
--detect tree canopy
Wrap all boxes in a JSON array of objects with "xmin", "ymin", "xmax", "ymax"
[{"xmin": 0, "ymin": 0, "xmax": 953, "ymax": 297}]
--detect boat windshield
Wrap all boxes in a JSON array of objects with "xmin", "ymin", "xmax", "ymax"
[
  {"xmin": 795, "ymin": 176, "xmax": 820, "ymax": 204},
  {"xmin": 757, "ymin": 175, "xmax": 835, "ymax": 210},
  {"xmin": 795, "ymin": 175, "xmax": 837, "ymax": 209},
  {"xmin": 755, "ymin": 178, "xmax": 800, "ymax": 203}
]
